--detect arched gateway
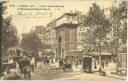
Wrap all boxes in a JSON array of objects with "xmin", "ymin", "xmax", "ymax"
[{"xmin": 54, "ymin": 13, "xmax": 79, "ymax": 59}]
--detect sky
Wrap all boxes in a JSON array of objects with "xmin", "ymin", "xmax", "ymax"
[{"xmin": 4, "ymin": 0, "xmax": 121, "ymax": 37}]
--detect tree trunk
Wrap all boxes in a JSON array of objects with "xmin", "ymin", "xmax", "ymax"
[
  {"xmin": 115, "ymin": 38, "xmax": 119, "ymax": 74},
  {"xmin": 115, "ymin": 20, "xmax": 119, "ymax": 74},
  {"xmin": 116, "ymin": 54, "xmax": 118, "ymax": 74},
  {"xmin": 99, "ymin": 38, "xmax": 102, "ymax": 72}
]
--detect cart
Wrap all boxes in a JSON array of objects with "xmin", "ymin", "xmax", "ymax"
[
  {"xmin": 18, "ymin": 60, "xmax": 31, "ymax": 79},
  {"xmin": 82, "ymin": 56, "xmax": 92, "ymax": 73}
]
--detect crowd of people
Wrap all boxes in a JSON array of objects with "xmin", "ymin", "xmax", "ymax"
[
  {"xmin": 0, "ymin": 49, "xmax": 111, "ymax": 80},
  {"xmin": 0, "ymin": 50, "xmax": 37, "ymax": 80},
  {"xmin": 0, "ymin": 49, "xmax": 57, "ymax": 80}
]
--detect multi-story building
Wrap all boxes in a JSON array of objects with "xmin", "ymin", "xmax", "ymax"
[{"xmin": 45, "ymin": 19, "xmax": 57, "ymax": 50}]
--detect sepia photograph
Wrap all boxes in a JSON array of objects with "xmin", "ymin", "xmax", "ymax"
[{"xmin": 0, "ymin": 0, "xmax": 127, "ymax": 80}]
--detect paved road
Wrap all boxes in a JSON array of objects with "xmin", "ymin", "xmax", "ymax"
[
  {"xmin": 31, "ymin": 63, "xmax": 124, "ymax": 80},
  {"xmin": 31, "ymin": 63, "xmax": 78, "ymax": 80},
  {"xmin": 0, "ymin": 63, "xmax": 125, "ymax": 80}
]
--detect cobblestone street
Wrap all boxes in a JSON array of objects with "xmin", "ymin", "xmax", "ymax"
[
  {"xmin": 0, "ymin": 62, "xmax": 126, "ymax": 80},
  {"xmin": 31, "ymin": 63, "xmax": 125, "ymax": 80}
]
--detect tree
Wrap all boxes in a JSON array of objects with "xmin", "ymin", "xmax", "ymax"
[
  {"xmin": 2, "ymin": 16, "xmax": 19, "ymax": 51},
  {"xmin": 82, "ymin": 28, "xmax": 96, "ymax": 53},
  {"xmin": 1, "ymin": 1, "xmax": 19, "ymax": 59},
  {"xmin": 20, "ymin": 31, "xmax": 43, "ymax": 51},
  {"xmin": 83, "ymin": 3, "xmax": 111, "ymax": 72},
  {"xmin": 110, "ymin": 1, "xmax": 127, "ymax": 74},
  {"xmin": 32, "ymin": 26, "xmax": 47, "ymax": 49},
  {"xmin": 119, "ymin": 1, "xmax": 127, "ymax": 53}
]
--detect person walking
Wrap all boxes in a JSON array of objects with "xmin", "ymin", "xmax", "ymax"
[
  {"xmin": 94, "ymin": 60, "xmax": 97, "ymax": 69},
  {"xmin": 101, "ymin": 61, "xmax": 104, "ymax": 68}
]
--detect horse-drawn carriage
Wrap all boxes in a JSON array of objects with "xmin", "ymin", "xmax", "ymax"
[
  {"xmin": 2, "ymin": 56, "xmax": 32, "ymax": 80},
  {"xmin": 62, "ymin": 62, "xmax": 73, "ymax": 72},
  {"xmin": 59, "ymin": 58, "xmax": 73, "ymax": 72},
  {"xmin": 10, "ymin": 56, "xmax": 31, "ymax": 80},
  {"xmin": 82, "ymin": 56, "xmax": 92, "ymax": 73},
  {"xmin": 18, "ymin": 59, "xmax": 31, "ymax": 80},
  {"xmin": 1, "ymin": 57, "xmax": 19, "ymax": 74},
  {"xmin": 1, "ymin": 62, "xmax": 21, "ymax": 80}
]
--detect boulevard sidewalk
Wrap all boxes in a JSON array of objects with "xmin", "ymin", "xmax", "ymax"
[{"xmin": 93, "ymin": 63, "xmax": 126, "ymax": 80}]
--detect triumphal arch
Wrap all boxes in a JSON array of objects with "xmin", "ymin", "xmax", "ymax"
[{"xmin": 54, "ymin": 13, "xmax": 79, "ymax": 58}]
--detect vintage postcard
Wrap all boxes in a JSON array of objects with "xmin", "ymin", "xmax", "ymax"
[{"xmin": 0, "ymin": 0, "xmax": 127, "ymax": 80}]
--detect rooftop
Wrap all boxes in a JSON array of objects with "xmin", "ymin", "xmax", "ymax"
[{"xmin": 56, "ymin": 13, "xmax": 77, "ymax": 21}]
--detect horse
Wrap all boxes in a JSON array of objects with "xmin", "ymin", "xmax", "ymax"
[
  {"xmin": 62, "ymin": 63, "xmax": 73, "ymax": 72},
  {"xmin": 22, "ymin": 65, "xmax": 31, "ymax": 80}
]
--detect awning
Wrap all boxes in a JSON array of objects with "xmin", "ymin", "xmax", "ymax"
[
  {"xmin": 80, "ymin": 52, "xmax": 113, "ymax": 56},
  {"xmin": 65, "ymin": 50, "xmax": 83, "ymax": 56}
]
